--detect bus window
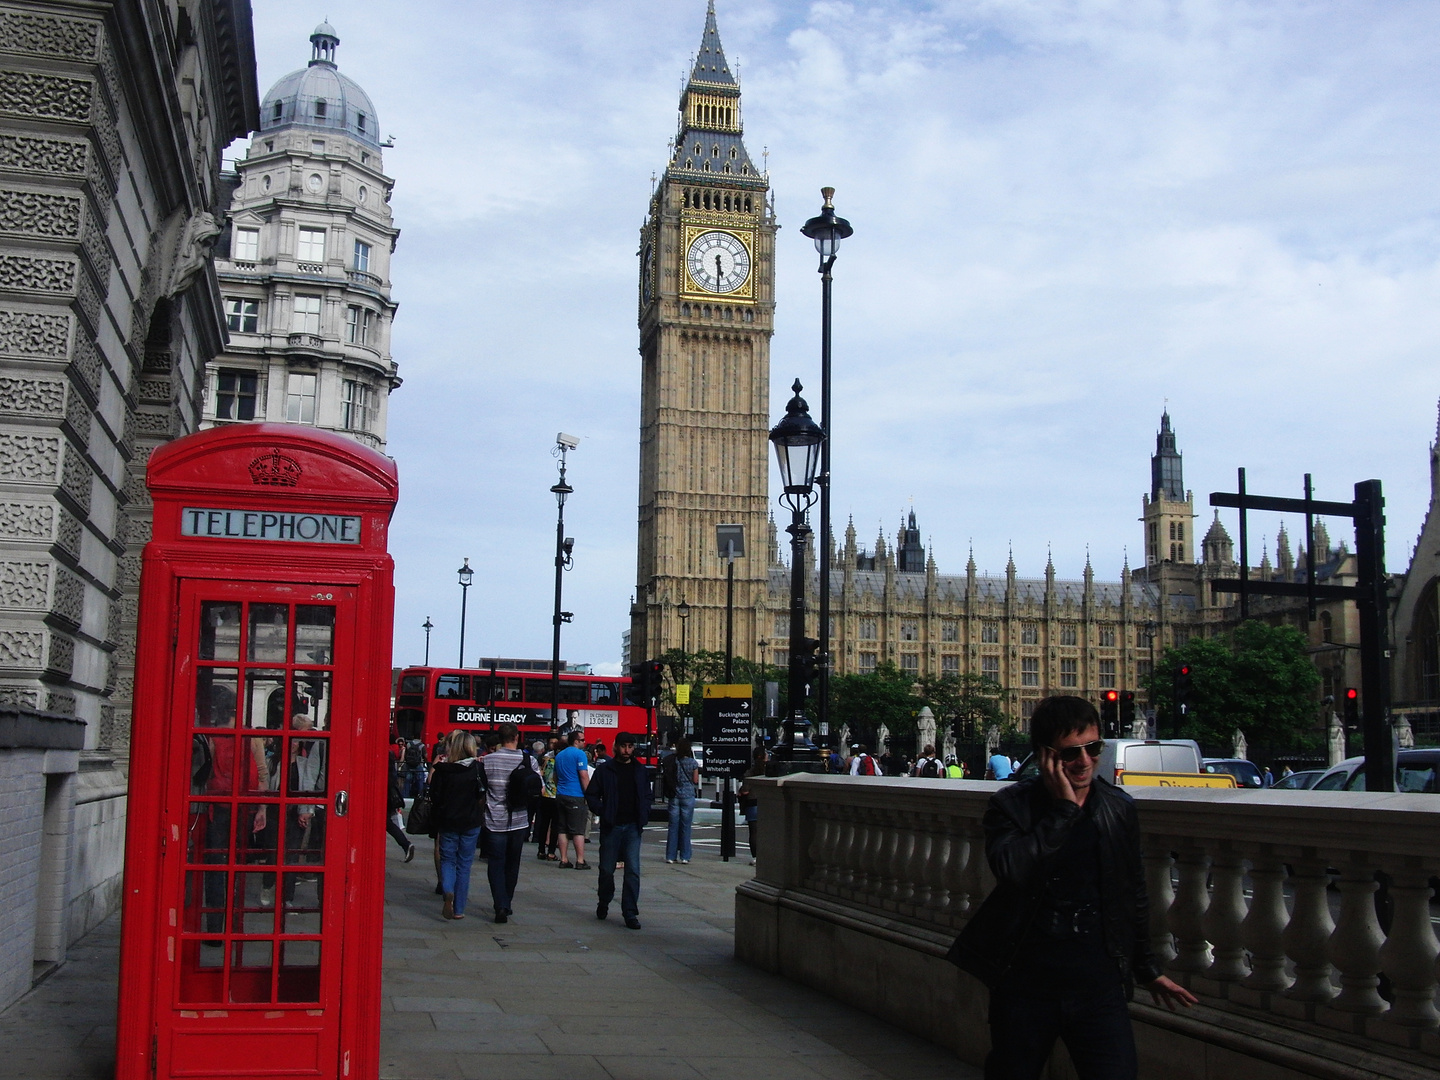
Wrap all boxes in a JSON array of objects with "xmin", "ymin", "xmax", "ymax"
[
  {"xmin": 472, "ymin": 676, "xmax": 499, "ymax": 704},
  {"xmin": 506, "ymin": 678, "xmax": 524, "ymax": 701},
  {"xmin": 434, "ymin": 674, "xmax": 470, "ymax": 699},
  {"xmin": 400, "ymin": 673, "xmax": 426, "ymax": 695},
  {"xmin": 590, "ymin": 681, "xmax": 618, "ymax": 706},
  {"xmin": 524, "ymin": 678, "xmax": 586, "ymax": 705}
]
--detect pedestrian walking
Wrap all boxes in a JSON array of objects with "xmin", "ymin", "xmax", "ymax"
[
  {"xmin": 738, "ymin": 746, "xmax": 767, "ymax": 866},
  {"xmin": 986, "ymin": 749, "xmax": 1014, "ymax": 780},
  {"xmin": 386, "ymin": 752, "xmax": 416, "ymax": 861},
  {"xmin": 552, "ymin": 729, "xmax": 592, "ymax": 869},
  {"xmin": 663, "ymin": 739, "xmax": 701, "ymax": 864},
  {"xmin": 479, "ymin": 722, "xmax": 540, "ymax": 923},
  {"xmin": 533, "ymin": 736, "xmax": 561, "ymax": 861},
  {"xmin": 947, "ymin": 695, "xmax": 1195, "ymax": 1080},
  {"xmin": 913, "ymin": 744, "xmax": 943, "ymax": 777},
  {"xmin": 427, "ymin": 730, "xmax": 484, "ymax": 921},
  {"xmin": 849, "ymin": 744, "xmax": 879, "ymax": 775},
  {"xmin": 587, "ymin": 731, "xmax": 653, "ymax": 929}
]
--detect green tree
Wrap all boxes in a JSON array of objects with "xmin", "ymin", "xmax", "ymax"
[
  {"xmin": 830, "ymin": 662, "xmax": 922, "ymax": 749},
  {"xmin": 917, "ymin": 672, "xmax": 1007, "ymax": 743},
  {"xmin": 655, "ymin": 648, "xmax": 788, "ymax": 739},
  {"xmin": 1147, "ymin": 620, "xmax": 1322, "ymax": 753}
]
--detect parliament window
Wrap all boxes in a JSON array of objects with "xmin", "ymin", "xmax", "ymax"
[
  {"xmin": 1060, "ymin": 624, "xmax": 1077, "ymax": 646},
  {"xmin": 1137, "ymin": 660, "xmax": 1152, "ymax": 680},
  {"xmin": 225, "ymin": 298, "xmax": 258, "ymax": 333},
  {"xmin": 1021, "ymin": 657, "xmax": 1039, "ymax": 686},
  {"xmin": 981, "ymin": 655, "xmax": 1000, "ymax": 680},
  {"xmin": 900, "ymin": 620, "xmax": 918, "ymax": 642},
  {"xmin": 942, "ymin": 654, "xmax": 959, "ymax": 674},
  {"xmin": 1060, "ymin": 658, "xmax": 1077, "ymax": 687},
  {"xmin": 297, "ymin": 227, "xmax": 326, "ymax": 263},
  {"xmin": 233, "ymin": 227, "xmax": 259, "ymax": 262},
  {"xmin": 1021, "ymin": 623, "xmax": 1038, "ymax": 645},
  {"xmin": 981, "ymin": 622, "xmax": 999, "ymax": 644},
  {"xmin": 1099, "ymin": 659, "xmax": 1116, "ymax": 688},
  {"xmin": 292, "ymin": 295, "xmax": 321, "ymax": 334},
  {"xmin": 1022, "ymin": 698, "xmax": 1038, "ymax": 719},
  {"xmin": 214, "ymin": 370, "xmax": 257, "ymax": 421},
  {"xmin": 901, "ymin": 653, "xmax": 919, "ymax": 673},
  {"xmin": 859, "ymin": 652, "xmax": 877, "ymax": 674},
  {"xmin": 774, "ymin": 614, "xmax": 787, "ymax": 638},
  {"xmin": 285, "ymin": 373, "xmax": 317, "ymax": 424},
  {"xmin": 941, "ymin": 620, "xmax": 958, "ymax": 642},
  {"xmin": 859, "ymin": 619, "xmax": 877, "ymax": 640},
  {"xmin": 1099, "ymin": 626, "xmax": 1116, "ymax": 648}
]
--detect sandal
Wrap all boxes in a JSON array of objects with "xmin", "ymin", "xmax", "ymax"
[
  {"xmin": 558, "ymin": 861, "xmax": 574, "ymax": 869},
  {"xmin": 546, "ymin": 853, "xmax": 559, "ymax": 861},
  {"xmin": 575, "ymin": 861, "xmax": 591, "ymax": 870}
]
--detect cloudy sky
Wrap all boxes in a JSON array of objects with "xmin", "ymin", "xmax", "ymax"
[{"xmin": 242, "ymin": 1, "xmax": 1440, "ymax": 672}]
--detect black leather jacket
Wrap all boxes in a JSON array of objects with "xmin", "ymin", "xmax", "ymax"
[{"xmin": 947, "ymin": 776, "xmax": 1162, "ymax": 992}]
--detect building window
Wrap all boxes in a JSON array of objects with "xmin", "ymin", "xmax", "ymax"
[
  {"xmin": 1060, "ymin": 624, "xmax": 1077, "ymax": 646},
  {"xmin": 859, "ymin": 619, "xmax": 877, "ymax": 640},
  {"xmin": 901, "ymin": 653, "xmax": 919, "ymax": 673},
  {"xmin": 285, "ymin": 372, "xmax": 317, "ymax": 424},
  {"xmin": 357, "ymin": 112, "xmax": 367, "ymax": 133},
  {"xmin": 1022, "ymin": 698, "xmax": 1039, "ymax": 720},
  {"xmin": 314, "ymin": 101, "xmax": 327, "ymax": 120},
  {"xmin": 942, "ymin": 654, "xmax": 959, "ymax": 674},
  {"xmin": 859, "ymin": 652, "xmax": 877, "ymax": 674},
  {"xmin": 1174, "ymin": 629, "xmax": 1191, "ymax": 647},
  {"xmin": 292, "ymin": 295, "xmax": 322, "ymax": 335},
  {"xmin": 1021, "ymin": 657, "xmax": 1040, "ymax": 687},
  {"xmin": 1138, "ymin": 626, "xmax": 1155, "ymax": 648},
  {"xmin": 224, "ymin": 298, "xmax": 259, "ymax": 333},
  {"xmin": 1060, "ymin": 658, "xmax": 1077, "ymax": 687},
  {"xmin": 900, "ymin": 620, "xmax": 918, "ymax": 642},
  {"xmin": 353, "ymin": 239, "xmax": 371, "ymax": 272},
  {"xmin": 345, "ymin": 305, "xmax": 373, "ymax": 344},
  {"xmin": 773, "ymin": 651, "xmax": 788, "ymax": 668},
  {"xmin": 297, "ymin": 227, "xmax": 326, "ymax": 263},
  {"xmin": 272, "ymin": 101, "xmax": 282, "ymax": 122},
  {"xmin": 1099, "ymin": 659, "xmax": 1116, "ymax": 688},
  {"xmin": 233, "ymin": 226, "xmax": 259, "ymax": 263},
  {"xmin": 1137, "ymin": 660, "xmax": 1153, "ymax": 680},
  {"xmin": 215, "ymin": 370, "xmax": 257, "ymax": 421},
  {"xmin": 1320, "ymin": 611, "xmax": 1333, "ymax": 644},
  {"xmin": 981, "ymin": 655, "xmax": 1000, "ymax": 680},
  {"xmin": 1099, "ymin": 625, "xmax": 1116, "ymax": 648},
  {"xmin": 941, "ymin": 620, "xmax": 958, "ymax": 642},
  {"xmin": 773, "ymin": 614, "xmax": 787, "ymax": 638},
  {"xmin": 1021, "ymin": 623, "xmax": 1038, "ymax": 645},
  {"xmin": 981, "ymin": 622, "xmax": 999, "ymax": 644},
  {"xmin": 341, "ymin": 379, "xmax": 375, "ymax": 431}
]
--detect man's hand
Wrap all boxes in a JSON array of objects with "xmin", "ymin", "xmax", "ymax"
[
  {"xmin": 1038, "ymin": 747, "xmax": 1079, "ymax": 805},
  {"xmin": 1146, "ymin": 975, "xmax": 1198, "ymax": 1011},
  {"xmin": 252, "ymin": 806, "xmax": 267, "ymax": 832}
]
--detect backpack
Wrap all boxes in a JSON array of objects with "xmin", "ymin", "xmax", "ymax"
[
  {"xmin": 919, "ymin": 756, "xmax": 942, "ymax": 778},
  {"xmin": 506, "ymin": 750, "xmax": 543, "ymax": 810},
  {"xmin": 660, "ymin": 752, "xmax": 679, "ymax": 799},
  {"xmin": 858, "ymin": 754, "xmax": 878, "ymax": 776},
  {"xmin": 404, "ymin": 740, "xmax": 423, "ymax": 768}
]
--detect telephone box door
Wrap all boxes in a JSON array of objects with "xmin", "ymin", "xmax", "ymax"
[{"xmin": 157, "ymin": 579, "xmax": 357, "ymax": 1078}]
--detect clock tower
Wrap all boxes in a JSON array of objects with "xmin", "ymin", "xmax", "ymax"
[{"xmin": 632, "ymin": 2, "xmax": 777, "ymax": 664}]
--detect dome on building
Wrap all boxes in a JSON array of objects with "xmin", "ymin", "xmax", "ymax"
[{"xmin": 259, "ymin": 24, "xmax": 380, "ymax": 148}]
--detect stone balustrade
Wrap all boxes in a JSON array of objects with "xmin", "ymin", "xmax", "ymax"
[{"xmin": 736, "ymin": 776, "xmax": 1440, "ymax": 1078}]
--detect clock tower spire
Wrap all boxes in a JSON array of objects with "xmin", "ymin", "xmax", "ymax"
[{"xmin": 632, "ymin": 2, "xmax": 776, "ymax": 666}]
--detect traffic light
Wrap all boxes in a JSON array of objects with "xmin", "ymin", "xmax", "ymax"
[
  {"xmin": 794, "ymin": 637, "xmax": 821, "ymax": 698},
  {"xmin": 629, "ymin": 660, "xmax": 664, "ymax": 705},
  {"xmin": 1120, "ymin": 690, "xmax": 1136, "ymax": 733},
  {"xmin": 1343, "ymin": 687, "xmax": 1359, "ymax": 729},
  {"xmin": 1174, "ymin": 664, "xmax": 1193, "ymax": 715},
  {"xmin": 1100, "ymin": 689, "xmax": 1120, "ymax": 737}
]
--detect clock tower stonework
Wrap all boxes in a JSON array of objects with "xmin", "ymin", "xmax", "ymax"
[{"xmin": 631, "ymin": 2, "xmax": 776, "ymax": 664}]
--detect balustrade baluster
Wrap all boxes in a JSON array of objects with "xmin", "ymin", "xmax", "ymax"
[
  {"xmin": 1142, "ymin": 840, "xmax": 1176, "ymax": 967},
  {"xmin": 904, "ymin": 820, "xmax": 931, "ymax": 912},
  {"xmin": 1375, "ymin": 867, "xmax": 1439, "ymax": 1029},
  {"xmin": 1327, "ymin": 859, "xmax": 1387, "ymax": 1016},
  {"xmin": 1240, "ymin": 852, "xmax": 1292, "ymax": 992},
  {"xmin": 886, "ymin": 814, "xmax": 915, "ymax": 908},
  {"xmin": 928, "ymin": 828, "xmax": 955, "ymax": 920},
  {"xmin": 832, "ymin": 807, "xmax": 857, "ymax": 896},
  {"xmin": 857, "ymin": 810, "xmax": 883, "ymax": 903},
  {"xmin": 1204, "ymin": 849, "xmax": 1250, "ymax": 982},
  {"xmin": 950, "ymin": 823, "xmax": 981, "ymax": 925},
  {"xmin": 1283, "ymin": 857, "xmax": 1335, "ymax": 1003},
  {"xmin": 806, "ymin": 808, "xmax": 834, "ymax": 892},
  {"xmin": 1167, "ymin": 846, "xmax": 1213, "ymax": 974}
]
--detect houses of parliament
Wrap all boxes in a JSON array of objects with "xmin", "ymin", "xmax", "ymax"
[{"xmin": 629, "ymin": 5, "xmax": 1367, "ymax": 722}]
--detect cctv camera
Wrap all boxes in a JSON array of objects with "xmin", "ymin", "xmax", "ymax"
[{"xmin": 556, "ymin": 433, "xmax": 580, "ymax": 450}]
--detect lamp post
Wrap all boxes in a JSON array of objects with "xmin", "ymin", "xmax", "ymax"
[
  {"xmin": 456, "ymin": 561, "xmax": 473, "ymax": 668},
  {"xmin": 677, "ymin": 598, "xmax": 690, "ymax": 656},
  {"xmin": 799, "ymin": 187, "xmax": 853, "ymax": 743},
  {"xmin": 767, "ymin": 380, "xmax": 825, "ymax": 773},
  {"xmin": 422, "ymin": 616, "xmax": 433, "ymax": 666},
  {"xmin": 550, "ymin": 434, "xmax": 578, "ymax": 731}
]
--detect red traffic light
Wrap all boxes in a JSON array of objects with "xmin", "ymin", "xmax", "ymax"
[
  {"xmin": 1345, "ymin": 687, "xmax": 1358, "ymax": 701},
  {"xmin": 1103, "ymin": 690, "xmax": 1119, "ymax": 702},
  {"xmin": 1179, "ymin": 665, "xmax": 1191, "ymax": 676}
]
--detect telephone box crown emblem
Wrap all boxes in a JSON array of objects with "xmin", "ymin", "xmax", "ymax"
[{"xmin": 248, "ymin": 448, "xmax": 303, "ymax": 487}]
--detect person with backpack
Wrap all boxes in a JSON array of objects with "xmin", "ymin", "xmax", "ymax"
[
  {"xmin": 479, "ymin": 722, "xmax": 541, "ymax": 924},
  {"xmin": 662, "ymin": 739, "xmax": 701, "ymax": 865},
  {"xmin": 913, "ymin": 744, "xmax": 943, "ymax": 778},
  {"xmin": 428, "ymin": 730, "xmax": 484, "ymax": 921},
  {"xmin": 403, "ymin": 738, "xmax": 427, "ymax": 798},
  {"xmin": 849, "ymin": 744, "xmax": 879, "ymax": 776}
]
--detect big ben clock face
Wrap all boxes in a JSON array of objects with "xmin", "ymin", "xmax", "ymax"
[
  {"xmin": 641, "ymin": 241, "xmax": 654, "ymax": 305},
  {"xmin": 686, "ymin": 230, "xmax": 751, "ymax": 294}
]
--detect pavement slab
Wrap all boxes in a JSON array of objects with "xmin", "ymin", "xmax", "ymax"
[{"xmin": 0, "ymin": 821, "xmax": 979, "ymax": 1080}]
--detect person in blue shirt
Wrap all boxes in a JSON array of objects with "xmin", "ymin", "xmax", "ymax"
[
  {"xmin": 988, "ymin": 752, "xmax": 1014, "ymax": 781},
  {"xmin": 552, "ymin": 729, "xmax": 592, "ymax": 869}
]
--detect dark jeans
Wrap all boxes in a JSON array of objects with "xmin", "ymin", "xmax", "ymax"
[
  {"xmin": 483, "ymin": 827, "xmax": 527, "ymax": 914},
  {"xmin": 597, "ymin": 822, "xmax": 642, "ymax": 918},
  {"xmin": 985, "ymin": 976, "xmax": 1136, "ymax": 1080},
  {"xmin": 532, "ymin": 797, "xmax": 558, "ymax": 854},
  {"xmin": 386, "ymin": 812, "xmax": 410, "ymax": 852}
]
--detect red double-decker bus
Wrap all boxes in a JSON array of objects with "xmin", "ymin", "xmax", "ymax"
[{"xmin": 392, "ymin": 663, "xmax": 652, "ymax": 756}]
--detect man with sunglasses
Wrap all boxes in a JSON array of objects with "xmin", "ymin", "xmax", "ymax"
[{"xmin": 948, "ymin": 695, "xmax": 1195, "ymax": 1080}]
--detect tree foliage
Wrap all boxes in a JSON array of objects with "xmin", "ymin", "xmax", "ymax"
[
  {"xmin": 830, "ymin": 662, "xmax": 923, "ymax": 748},
  {"xmin": 1147, "ymin": 620, "xmax": 1322, "ymax": 753},
  {"xmin": 656, "ymin": 648, "xmax": 788, "ymax": 733},
  {"xmin": 917, "ymin": 672, "xmax": 1007, "ymax": 742}
]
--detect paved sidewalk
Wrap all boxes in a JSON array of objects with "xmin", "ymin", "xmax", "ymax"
[{"xmin": 0, "ymin": 823, "xmax": 979, "ymax": 1080}]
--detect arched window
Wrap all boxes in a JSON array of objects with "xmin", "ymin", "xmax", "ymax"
[{"xmin": 1320, "ymin": 610, "xmax": 1333, "ymax": 644}]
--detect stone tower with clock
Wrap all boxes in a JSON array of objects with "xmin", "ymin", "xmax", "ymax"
[{"xmin": 631, "ymin": 2, "xmax": 777, "ymax": 665}]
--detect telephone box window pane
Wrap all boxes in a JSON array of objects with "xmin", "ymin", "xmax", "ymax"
[
  {"xmin": 184, "ymin": 869, "xmax": 229, "ymax": 935},
  {"xmin": 292, "ymin": 670, "xmax": 332, "ymax": 731},
  {"xmin": 231, "ymin": 872, "xmax": 277, "ymax": 934},
  {"xmin": 238, "ymin": 804, "xmax": 278, "ymax": 864},
  {"xmin": 230, "ymin": 940, "xmax": 274, "ymax": 1003},
  {"xmin": 248, "ymin": 604, "xmax": 289, "ymax": 661},
  {"xmin": 283, "ymin": 807, "xmax": 326, "ymax": 866},
  {"xmin": 285, "ymin": 736, "xmax": 327, "ymax": 796},
  {"xmin": 187, "ymin": 802, "xmax": 232, "ymax": 863},
  {"xmin": 282, "ymin": 874, "xmax": 323, "ymax": 933},
  {"xmin": 195, "ymin": 669, "xmax": 238, "ymax": 730},
  {"xmin": 294, "ymin": 606, "xmax": 335, "ymax": 664},
  {"xmin": 245, "ymin": 668, "xmax": 289, "ymax": 729},
  {"xmin": 179, "ymin": 940, "xmax": 225, "ymax": 1003},
  {"xmin": 199, "ymin": 602, "xmax": 241, "ymax": 660},
  {"xmin": 278, "ymin": 941, "xmax": 321, "ymax": 1003}
]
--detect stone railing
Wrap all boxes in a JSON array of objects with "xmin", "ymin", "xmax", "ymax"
[{"xmin": 737, "ymin": 777, "xmax": 1440, "ymax": 1078}]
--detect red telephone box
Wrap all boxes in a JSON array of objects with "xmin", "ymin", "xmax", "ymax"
[{"xmin": 117, "ymin": 424, "xmax": 398, "ymax": 1080}]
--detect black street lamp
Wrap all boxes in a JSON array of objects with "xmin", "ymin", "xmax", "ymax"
[
  {"xmin": 768, "ymin": 380, "xmax": 825, "ymax": 773},
  {"xmin": 550, "ymin": 434, "xmax": 578, "ymax": 731},
  {"xmin": 422, "ymin": 616, "xmax": 433, "ymax": 666},
  {"xmin": 799, "ymin": 187, "xmax": 853, "ymax": 743},
  {"xmin": 677, "ymin": 598, "xmax": 690, "ymax": 656},
  {"xmin": 456, "ymin": 560, "xmax": 473, "ymax": 668}
]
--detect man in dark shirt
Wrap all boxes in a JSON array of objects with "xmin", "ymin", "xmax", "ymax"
[{"xmin": 585, "ymin": 732, "xmax": 653, "ymax": 930}]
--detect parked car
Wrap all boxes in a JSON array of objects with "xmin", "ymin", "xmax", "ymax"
[
  {"xmin": 1016, "ymin": 738, "xmax": 1203, "ymax": 785},
  {"xmin": 1271, "ymin": 768, "xmax": 1325, "ymax": 790},
  {"xmin": 1311, "ymin": 749, "xmax": 1440, "ymax": 793},
  {"xmin": 1202, "ymin": 758, "xmax": 1264, "ymax": 788}
]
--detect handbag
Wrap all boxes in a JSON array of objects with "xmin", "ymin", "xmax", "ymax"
[{"xmin": 404, "ymin": 791, "xmax": 433, "ymax": 835}]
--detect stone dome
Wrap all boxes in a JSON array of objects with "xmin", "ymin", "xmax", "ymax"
[{"xmin": 259, "ymin": 23, "xmax": 380, "ymax": 148}]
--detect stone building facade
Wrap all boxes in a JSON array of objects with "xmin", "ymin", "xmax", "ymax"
[
  {"xmin": 631, "ymin": 2, "xmax": 776, "ymax": 665},
  {"xmin": 0, "ymin": 0, "xmax": 257, "ymax": 990},
  {"xmin": 201, "ymin": 22, "xmax": 400, "ymax": 450}
]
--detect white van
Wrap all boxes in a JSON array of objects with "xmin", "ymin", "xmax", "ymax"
[{"xmin": 1016, "ymin": 738, "xmax": 1203, "ymax": 785}]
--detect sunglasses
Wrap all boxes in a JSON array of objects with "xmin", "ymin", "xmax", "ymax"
[{"xmin": 1050, "ymin": 740, "xmax": 1104, "ymax": 763}]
